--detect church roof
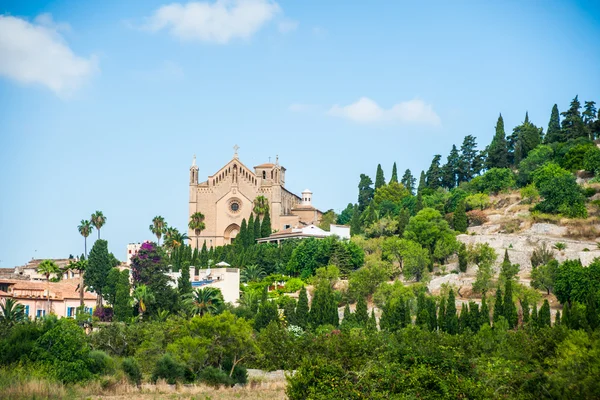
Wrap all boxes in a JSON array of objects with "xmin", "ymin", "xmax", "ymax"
[{"xmin": 254, "ymin": 163, "xmax": 275, "ymax": 168}]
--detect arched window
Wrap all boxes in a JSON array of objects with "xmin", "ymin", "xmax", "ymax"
[{"xmin": 262, "ymin": 171, "xmax": 266, "ymax": 179}]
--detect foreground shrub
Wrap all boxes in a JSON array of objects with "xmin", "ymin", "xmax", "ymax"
[
  {"xmin": 198, "ymin": 366, "xmax": 233, "ymax": 387},
  {"xmin": 151, "ymin": 353, "xmax": 187, "ymax": 384},
  {"xmin": 88, "ymin": 350, "xmax": 115, "ymax": 375},
  {"xmin": 122, "ymin": 357, "xmax": 142, "ymax": 386}
]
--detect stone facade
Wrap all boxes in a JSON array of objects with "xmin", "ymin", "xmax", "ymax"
[{"xmin": 188, "ymin": 149, "xmax": 322, "ymax": 248}]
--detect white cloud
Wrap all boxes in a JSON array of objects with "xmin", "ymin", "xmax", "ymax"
[
  {"xmin": 327, "ymin": 97, "xmax": 441, "ymax": 126},
  {"xmin": 278, "ymin": 18, "xmax": 298, "ymax": 33},
  {"xmin": 144, "ymin": 0, "xmax": 281, "ymax": 43},
  {"xmin": 0, "ymin": 14, "xmax": 97, "ymax": 96}
]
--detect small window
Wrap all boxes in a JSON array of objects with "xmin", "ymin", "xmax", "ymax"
[
  {"xmin": 262, "ymin": 171, "xmax": 266, "ymax": 179},
  {"xmin": 36, "ymin": 309, "xmax": 46, "ymax": 318},
  {"xmin": 24, "ymin": 305, "xmax": 29, "ymax": 316}
]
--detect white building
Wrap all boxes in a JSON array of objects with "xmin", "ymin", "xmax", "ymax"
[
  {"xmin": 126, "ymin": 243, "xmax": 145, "ymax": 265},
  {"xmin": 167, "ymin": 265, "xmax": 240, "ymax": 304},
  {"xmin": 256, "ymin": 224, "xmax": 350, "ymax": 244}
]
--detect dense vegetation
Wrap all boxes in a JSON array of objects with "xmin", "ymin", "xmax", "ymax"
[{"xmin": 2, "ymin": 96, "xmax": 600, "ymax": 398}]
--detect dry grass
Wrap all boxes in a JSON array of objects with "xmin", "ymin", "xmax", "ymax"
[
  {"xmin": 0, "ymin": 372, "xmax": 287, "ymax": 400},
  {"xmin": 562, "ymin": 218, "xmax": 600, "ymax": 239}
]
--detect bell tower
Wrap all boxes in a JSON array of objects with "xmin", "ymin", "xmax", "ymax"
[{"xmin": 190, "ymin": 154, "xmax": 199, "ymax": 184}]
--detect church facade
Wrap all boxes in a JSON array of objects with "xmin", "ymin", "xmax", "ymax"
[{"xmin": 188, "ymin": 148, "xmax": 322, "ymax": 248}]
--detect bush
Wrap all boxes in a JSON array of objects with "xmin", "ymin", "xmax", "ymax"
[
  {"xmin": 465, "ymin": 193, "xmax": 490, "ymax": 211},
  {"xmin": 198, "ymin": 366, "xmax": 234, "ymax": 387},
  {"xmin": 93, "ymin": 307, "xmax": 114, "ymax": 322},
  {"xmin": 88, "ymin": 350, "xmax": 115, "ymax": 375},
  {"xmin": 520, "ymin": 184, "xmax": 540, "ymax": 204},
  {"xmin": 283, "ymin": 278, "xmax": 304, "ymax": 293},
  {"xmin": 122, "ymin": 357, "xmax": 142, "ymax": 385},
  {"xmin": 533, "ymin": 163, "xmax": 587, "ymax": 218},
  {"xmin": 583, "ymin": 146, "xmax": 600, "ymax": 174},
  {"xmin": 473, "ymin": 168, "xmax": 516, "ymax": 194},
  {"xmin": 151, "ymin": 353, "xmax": 187, "ymax": 384},
  {"xmin": 222, "ymin": 358, "xmax": 248, "ymax": 385},
  {"xmin": 466, "ymin": 210, "xmax": 488, "ymax": 226}
]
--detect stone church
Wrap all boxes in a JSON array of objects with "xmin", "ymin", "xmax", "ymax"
[{"xmin": 188, "ymin": 147, "xmax": 322, "ymax": 248}]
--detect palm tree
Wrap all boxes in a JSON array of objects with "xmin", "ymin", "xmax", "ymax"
[
  {"xmin": 78, "ymin": 220, "xmax": 94, "ymax": 257},
  {"xmin": 37, "ymin": 259, "xmax": 60, "ymax": 315},
  {"xmin": 133, "ymin": 285, "xmax": 154, "ymax": 320},
  {"xmin": 149, "ymin": 216, "xmax": 167, "ymax": 245},
  {"xmin": 253, "ymin": 196, "xmax": 270, "ymax": 218},
  {"xmin": 0, "ymin": 298, "xmax": 26, "ymax": 326},
  {"xmin": 185, "ymin": 287, "xmax": 223, "ymax": 316},
  {"xmin": 163, "ymin": 227, "xmax": 189, "ymax": 251},
  {"xmin": 91, "ymin": 211, "xmax": 107, "ymax": 239},
  {"xmin": 69, "ymin": 257, "xmax": 88, "ymax": 307},
  {"xmin": 241, "ymin": 264, "xmax": 267, "ymax": 283},
  {"xmin": 188, "ymin": 212, "xmax": 206, "ymax": 249}
]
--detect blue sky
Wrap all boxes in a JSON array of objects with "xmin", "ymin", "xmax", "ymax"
[{"xmin": 1, "ymin": 0, "xmax": 599, "ymax": 268}]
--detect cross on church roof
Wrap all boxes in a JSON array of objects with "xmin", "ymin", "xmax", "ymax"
[{"xmin": 233, "ymin": 144, "xmax": 240, "ymax": 159}]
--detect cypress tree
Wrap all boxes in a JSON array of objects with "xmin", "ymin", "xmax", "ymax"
[
  {"xmin": 521, "ymin": 298, "xmax": 530, "ymax": 324},
  {"xmin": 177, "ymin": 263, "xmax": 192, "ymax": 297},
  {"xmin": 544, "ymin": 104, "xmax": 562, "ymax": 143},
  {"xmin": 239, "ymin": 219, "xmax": 248, "ymax": 247},
  {"xmin": 401, "ymin": 169, "xmax": 416, "ymax": 195},
  {"xmin": 458, "ymin": 243, "xmax": 468, "ymax": 273},
  {"xmin": 366, "ymin": 309, "xmax": 377, "ymax": 332},
  {"xmin": 416, "ymin": 293, "xmax": 427, "ymax": 327},
  {"xmin": 445, "ymin": 289, "xmax": 458, "ymax": 334},
  {"xmin": 350, "ymin": 205, "xmax": 362, "ymax": 236},
  {"xmin": 417, "ymin": 171, "xmax": 426, "ymax": 194},
  {"xmin": 480, "ymin": 294, "xmax": 490, "ymax": 327},
  {"xmin": 427, "ymin": 298, "xmax": 438, "ymax": 331},
  {"xmin": 85, "ymin": 239, "xmax": 112, "ymax": 306},
  {"xmin": 458, "ymin": 303, "xmax": 468, "ymax": 333},
  {"xmin": 254, "ymin": 300, "xmax": 279, "ymax": 331},
  {"xmin": 453, "ymin": 200, "xmax": 468, "ymax": 233},
  {"xmin": 503, "ymin": 280, "xmax": 518, "ymax": 329},
  {"xmin": 253, "ymin": 213, "xmax": 261, "ymax": 239},
  {"xmin": 415, "ymin": 193, "xmax": 423, "ymax": 214},
  {"xmin": 441, "ymin": 145, "xmax": 460, "ymax": 189},
  {"xmin": 398, "ymin": 208, "xmax": 411, "ymax": 237},
  {"xmin": 468, "ymin": 301, "xmax": 481, "ymax": 332},
  {"xmin": 390, "ymin": 162, "xmax": 398, "ymax": 183},
  {"xmin": 425, "ymin": 155, "xmax": 442, "ymax": 189},
  {"xmin": 296, "ymin": 287, "xmax": 309, "ymax": 329},
  {"xmin": 200, "ymin": 241, "xmax": 208, "ymax": 268},
  {"xmin": 284, "ymin": 298, "xmax": 297, "ymax": 326},
  {"xmin": 248, "ymin": 214, "xmax": 255, "ymax": 243},
  {"xmin": 531, "ymin": 302, "xmax": 539, "ymax": 327},
  {"xmin": 309, "ymin": 284, "xmax": 338, "ymax": 327},
  {"xmin": 493, "ymin": 288, "xmax": 504, "ymax": 325},
  {"xmin": 539, "ymin": 299, "xmax": 551, "ymax": 327},
  {"xmin": 561, "ymin": 302, "xmax": 570, "ymax": 328},
  {"xmin": 486, "ymin": 114, "xmax": 509, "ymax": 169},
  {"xmin": 114, "ymin": 270, "xmax": 133, "ymax": 322},
  {"xmin": 555, "ymin": 310, "xmax": 561, "ymax": 326},
  {"xmin": 404, "ymin": 300, "xmax": 412, "ymax": 327},
  {"xmin": 585, "ymin": 293, "xmax": 599, "ymax": 330},
  {"xmin": 355, "ymin": 296, "xmax": 369, "ymax": 327},
  {"xmin": 438, "ymin": 297, "xmax": 446, "ymax": 332},
  {"xmin": 375, "ymin": 164, "xmax": 385, "ymax": 190},
  {"xmin": 260, "ymin": 212, "xmax": 272, "ymax": 238},
  {"xmin": 341, "ymin": 304, "xmax": 355, "ymax": 329}
]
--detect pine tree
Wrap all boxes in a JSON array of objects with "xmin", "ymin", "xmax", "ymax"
[
  {"xmin": 503, "ymin": 280, "xmax": 517, "ymax": 329},
  {"xmin": 417, "ymin": 171, "xmax": 426, "ymax": 195},
  {"xmin": 453, "ymin": 200, "xmax": 468, "ymax": 233},
  {"xmin": 398, "ymin": 208, "xmax": 411, "ymax": 237},
  {"xmin": 480, "ymin": 294, "xmax": 490, "ymax": 327},
  {"xmin": 114, "ymin": 270, "xmax": 133, "ymax": 322},
  {"xmin": 493, "ymin": 288, "xmax": 504, "ymax": 325},
  {"xmin": 561, "ymin": 95, "xmax": 586, "ymax": 140},
  {"xmin": 539, "ymin": 299, "xmax": 551, "ymax": 327},
  {"xmin": 544, "ymin": 104, "xmax": 562, "ymax": 143},
  {"xmin": 441, "ymin": 145, "xmax": 460, "ymax": 189},
  {"xmin": 425, "ymin": 155, "xmax": 442, "ymax": 189},
  {"xmin": 445, "ymin": 289, "xmax": 458, "ymax": 334},
  {"xmin": 390, "ymin": 162, "xmax": 398, "ymax": 183},
  {"xmin": 296, "ymin": 287, "xmax": 309, "ymax": 329},
  {"xmin": 284, "ymin": 298, "xmax": 297, "ymax": 326},
  {"xmin": 375, "ymin": 164, "xmax": 386, "ymax": 190},
  {"xmin": 583, "ymin": 101, "xmax": 598, "ymax": 139},
  {"xmin": 253, "ymin": 213, "xmax": 261, "ymax": 239},
  {"xmin": 511, "ymin": 113, "xmax": 542, "ymax": 165},
  {"xmin": 415, "ymin": 193, "xmax": 423, "ymax": 214},
  {"xmin": 355, "ymin": 296, "xmax": 369, "ymax": 327},
  {"xmin": 248, "ymin": 214, "xmax": 255, "ymax": 243},
  {"xmin": 260, "ymin": 212, "xmax": 272, "ymax": 238},
  {"xmin": 401, "ymin": 169, "xmax": 416, "ymax": 195},
  {"xmin": 350, "ymin": 205, "xmax": 362, "ymax": 236},
  {"xmin": 486, "ymin": 114, "xmax": 509, "ymax": 169}
]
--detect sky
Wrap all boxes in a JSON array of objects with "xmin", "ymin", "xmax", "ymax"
[{"xmin": 1, "ymin": 0, "xmax": 599, "ymax": 268}]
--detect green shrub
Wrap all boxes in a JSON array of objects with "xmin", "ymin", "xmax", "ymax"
[
  {"xmin": 465, "ymin": 193, "xmax": 490, "ymax": 211},
  {"xmin": 198, "ymin": 366, "xmax": 234, "ymax": 387},
  {"xmin": 88, "ymin": 350, "xmax": 115, "ymax": 375},
  {"xmin": 151, "ymin": 353, "xmax": 187, "ymax": 384},
  {"xmin": 222, "ymin": 358, "xmax": 248, "ymax": 385},
  {"xmin": 122, "ymin": 357, "xmax": 142, "ymax": 385},
  {"xmin": 473, "ymin": 168, "xmax": 516, "ymax": 194},
  {"xmin": 283, "ymin": 278, "xmax": 304, "ymax": 293}
]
